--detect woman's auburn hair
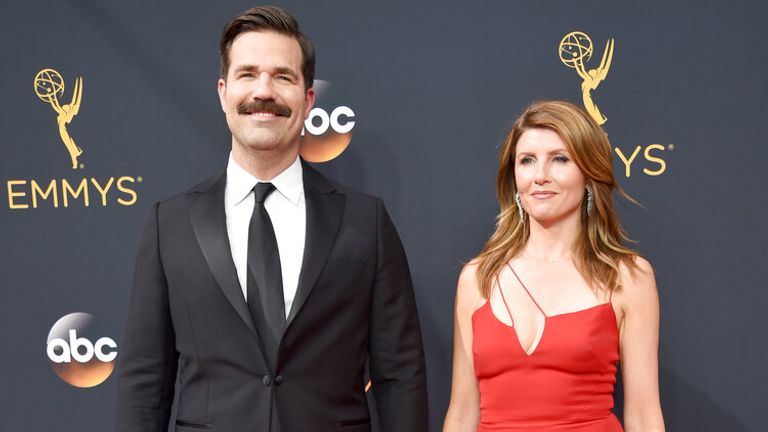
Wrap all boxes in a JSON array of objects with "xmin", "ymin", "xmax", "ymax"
[{"xmin": 475, "ymin": 100, "xmax": 638, "ymax": 298}]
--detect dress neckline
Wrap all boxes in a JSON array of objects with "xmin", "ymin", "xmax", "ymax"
[{"xmin": 473, "ymin": 301, "xmax": 616, "ymax": 356}]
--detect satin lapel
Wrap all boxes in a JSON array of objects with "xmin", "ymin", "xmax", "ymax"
[
  {"xmin": 286, "ymin": 162, "xmax": 345, "ymax": 325},
  {"xmin": 187, "ymin": 172, "xmax": 257, "ymax": 338}
]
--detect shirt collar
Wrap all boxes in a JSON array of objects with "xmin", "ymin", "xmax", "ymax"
[{"xmin": 226, "ymin": 153, "xmax": 304, "ymax": 206}]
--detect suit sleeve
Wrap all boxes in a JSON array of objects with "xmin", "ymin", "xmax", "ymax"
[
  {"xmin": 116, "ymin": 203, "xmax": 178, "ymax": 432},
  {"xmin": 369, "ymin": 198, "xmax": 428, "ymax": 432}
]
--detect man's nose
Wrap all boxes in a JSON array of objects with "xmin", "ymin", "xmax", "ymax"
[{"xmin": 251, "ymin": 73, "xmax": 276, "ymax": 100}]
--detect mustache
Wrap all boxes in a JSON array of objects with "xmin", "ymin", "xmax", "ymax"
[{"xmin": 237, "ymin": 99, "xmax": 292, "ymax": 117}]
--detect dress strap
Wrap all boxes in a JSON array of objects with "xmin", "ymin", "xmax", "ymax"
[
  {"xmin": 506, "ymin": 263, "xmax": 547, "ymax": 317},
  {"xmin": 495, "ymin": 272, "xmax": 516, "ymax": 327}
]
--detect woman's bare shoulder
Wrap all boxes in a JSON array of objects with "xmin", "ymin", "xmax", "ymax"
[
  {"xmin": 616, "ymin": 255, "xmax": 659, "ymax": 310},
  {"xmin": 620, "ymin": 256, "xmax": 655, "ymax": 287},
  {"xmin": 455, "ymin": 259, "xmax": 486, "ymax": 313}
]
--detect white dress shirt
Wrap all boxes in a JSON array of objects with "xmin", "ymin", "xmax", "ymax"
[{"xmin": 225, "ymin": 154, "xmax": 306, "ymax": 318}]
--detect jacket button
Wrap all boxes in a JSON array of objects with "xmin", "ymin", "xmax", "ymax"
[
  {"xmin": 274, "ymin": 375, "xmax": 283, "ymax": 385},
  {"xmin": 262, "ymin": 375, "xmax": 272, "ymax": 387}
]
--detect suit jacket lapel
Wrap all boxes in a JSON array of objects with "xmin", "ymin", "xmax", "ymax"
[
  {"xmin": 286, "ymin": 161, "xmax": 345, "ymax": 326},
  {"xmin": 187, "ymin": 172, "xmax": 258, "ymax": 338}
]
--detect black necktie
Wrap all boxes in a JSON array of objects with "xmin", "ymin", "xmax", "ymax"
[{"xmin": 246, "ymin": 182, "xmax": 285, "ymax": 348}]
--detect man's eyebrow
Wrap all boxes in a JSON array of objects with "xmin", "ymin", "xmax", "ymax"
[
  {"xmin": 273, "ymin": 66, "xmax": 299, "ymax": 77},
  {"xmin": 234, "ymin": 64, "xmax": 257, "ymax": 72},
  {"xmin": 233, "ymin": 64, "xmax": 299, "ymax": 78}
]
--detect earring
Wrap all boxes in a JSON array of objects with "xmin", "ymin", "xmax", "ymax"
[
  {"xmin": 515, "ymin": 192, "xmax": 525, "ymax": 221},
  {"xmin": 586, "ymin": 187, "xmax": 594, "ymax": 214}
]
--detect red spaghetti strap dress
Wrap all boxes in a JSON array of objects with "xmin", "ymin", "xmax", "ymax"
[{"xmin": 472, "ymin": 266, "xmax": 623, "ymax": 431}]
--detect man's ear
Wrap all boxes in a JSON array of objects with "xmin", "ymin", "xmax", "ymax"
[
  {"xmin": 217, "ymin": 78, "xmax": 227, "ymax": 112},
  {"xmin": 304, "ymin": 87, "xmax": 316, "ymax": 118}
]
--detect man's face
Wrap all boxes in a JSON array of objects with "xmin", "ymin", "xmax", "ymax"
[{"xmin": 218, "ymin": 31, "xmax": 314, "ymax": 157}]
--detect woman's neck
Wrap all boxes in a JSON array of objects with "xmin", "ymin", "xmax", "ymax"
[{"xmin": 523, "ymin": 213, "xmax": 581, "ymax": 262}]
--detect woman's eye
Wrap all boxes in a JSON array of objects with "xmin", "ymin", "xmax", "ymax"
[
  {"xmin": 553, "ymin": 155, "xmax": 570, "ymax": 163},
  {"xmin": 519, "ymin": 157, "xmax": 534, "ymax": 165}
]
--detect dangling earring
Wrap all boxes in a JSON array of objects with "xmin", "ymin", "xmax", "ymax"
[
  {"xmin": 515, "ymin": 192, "xmax": 525, "ymax": 221},
  {"xmin": 585, "ymin": 187, "xmax": 594, "ymax": 214}
]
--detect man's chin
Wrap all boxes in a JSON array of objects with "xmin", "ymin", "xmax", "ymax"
[{"xmin": 236, "ymin": 135, "xmax": 297, "ymax": 154}]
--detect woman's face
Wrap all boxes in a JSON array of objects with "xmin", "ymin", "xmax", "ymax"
[{"xmin": 514, "ymin": 128, "xmax": 587, "ymax": 225}]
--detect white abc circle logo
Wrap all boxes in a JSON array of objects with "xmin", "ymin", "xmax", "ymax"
[
  {"xmin": 47, "ymin": 329, "xmax": 117, "ymax": 363},
  {"xmin": 46, "ymin": 312, "xmax": 117, "ymax": 388},
  {"xmin": 300, "ymin": 79, "xmax": 355, "ymax": 163},
  {"xmin": 303, "ymin": 106, "xmax": 356, "ymax": 136}
]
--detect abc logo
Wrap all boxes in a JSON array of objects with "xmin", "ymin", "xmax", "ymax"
[
  {"xmin": 303, "ymin": 106, "xmax": 355, "ymax": 136},
  {"xmin": 46, "ymin": 312, "xmax": 117, "ymax": 388},
  {"xmin": 300, "ymin": 79, "xmax": 355, "ymax": 163}
]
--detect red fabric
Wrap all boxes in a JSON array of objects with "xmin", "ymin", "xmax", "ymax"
[{"xmin": 472, "ymin": 301, "xmax": 622, "ymax": 431}]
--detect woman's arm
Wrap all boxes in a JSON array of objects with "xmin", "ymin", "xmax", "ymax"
[
  {"xmin": 617, "ymin": 257, "xmax": 665, "ymax": 432},
  {"xmin": 443, "ymin": 264, "xmax": 484, "ymax": 432}
]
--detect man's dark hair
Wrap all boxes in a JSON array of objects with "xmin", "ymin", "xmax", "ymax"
[{"xmin": 219, "ymin": 5, "xmax": 315, "ymax": 90}]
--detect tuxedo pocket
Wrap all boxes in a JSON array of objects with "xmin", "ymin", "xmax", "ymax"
[
  {"xmin": 336, "ymin": 417, "xmax": 370, "ymax": 431},
  {"xmin": 318, "ymin": 259, "xmax": 366, "ymax": 280},
  {"xmin": 175, "ymin": 419, "xmax": 213, "ymax": 430}
]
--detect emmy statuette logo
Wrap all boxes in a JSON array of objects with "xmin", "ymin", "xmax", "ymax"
[
  {"xmin": 34, "ymin": 68, "xmax": 84, "ymax": 169},
  {"xmin": 3, "ymin": 68, "xmax": 145, "ymax": 210},
  {"xmin": 559, "ymin": 32, "xmax": 614, "ymax": 125},
  {"xmin": 556, "ymin": 31, "xmax": 671, "ymax": 177}
]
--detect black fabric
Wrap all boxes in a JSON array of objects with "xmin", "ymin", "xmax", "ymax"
[
  {"xmin": 117, "ymin": 164, "xmax": 428, "ymax": 432},
  {"xmin": 247, "ymin": 182, "xmax": 284, "ymax": 367}
]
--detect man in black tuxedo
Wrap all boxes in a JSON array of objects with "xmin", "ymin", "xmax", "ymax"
[{"xmin": 116, "ymin": 6, "xmax": 427, "ymax": 432}]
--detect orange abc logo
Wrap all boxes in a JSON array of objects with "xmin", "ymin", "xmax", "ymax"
[
  {"xmin": 300, "ymin": 79, "xmax": 355, "ymax": 162},
  {"xmin": 46, "ymin": 312, "xmax": 117, "ymax": 388}
]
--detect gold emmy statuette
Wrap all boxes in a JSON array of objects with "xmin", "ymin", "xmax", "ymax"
[
  {"xmin": 559, "ymin": 32, "xmax": 614, "ymax": 125},
  {"xmin": 34, "ymin": 68, "xmax": 84, "ymax": 169}
]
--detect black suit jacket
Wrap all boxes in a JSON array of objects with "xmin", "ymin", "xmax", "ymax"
[{"xmin": 116, "ymin": 161, "xmax": 427, "ymax": 432}]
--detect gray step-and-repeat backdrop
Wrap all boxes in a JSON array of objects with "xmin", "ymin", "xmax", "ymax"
[{"xmin": 1, "ymin": 1, "xmax": 765, "ymax": 430}]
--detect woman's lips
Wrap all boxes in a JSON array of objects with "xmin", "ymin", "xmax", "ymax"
[{"xmin": 531, "ymin": 191, "xmax": 557, "ymax": 198}]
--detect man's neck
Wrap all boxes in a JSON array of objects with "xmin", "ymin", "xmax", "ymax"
[{"xmin": 231, "ymin": 145, "xmax": 299, "ymax": 181}]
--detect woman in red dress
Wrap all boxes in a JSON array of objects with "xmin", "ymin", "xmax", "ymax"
[{"xmin": 443, "ymin": 101, "xmax": 665, "ymax": 431}]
